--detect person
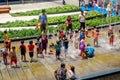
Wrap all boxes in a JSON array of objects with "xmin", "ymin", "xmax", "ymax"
[
  {"xmin": 79, "ymin": 36, "xmax": 86, "ymax": 59},
  {"xmin": 85, "ymin": 24, "xmax": 89, "ymax": 37},
  {"xmin": 85, "ymin": 44, "xmax": 94, "ymax": 58},
  {"xmin": 79, "ymin": 29, "xmax": 85, "ymax": 41},
  {"xmin": 54, "ymin": 63, "xmax": 67, "ymax": 80},
  {"xmin": 65, "ymin": 15, "xmax": 72, "ymax": 35},
  {"xmin": 108, "ymin": 25, "xmax": 113, "ymax": 37},
  {"xmin": 84, "ymin": 0, "xmax": 89, "ymax": 10},
  {"xmin": 107, "ymin": 3, "xmax": 112, "ymax": 17},
  {"xmin": 1, "ymin": 47, "xmax": 8, "ymax": 65},
  {"xmin": 9, "ymin": 46, "xmax": 17, "ymax": 68},
  {"xmin": 41, "ymin": 34, "xmax": 48, "ymax": 58},
  {"xmin": 74, "ymin": 30, "xmax": 79, "ymax": 49},
  {"xmin": 62, "ymin": 0, "xmax": 66, "ymax": 5},
  {"xmin": 68, "ymin": 65, "xmax": 76, "ymax": 80},
  {"xmin": 28, "ymin": 40, "xmax": 35, "ymax": 62},
  {"xmin": 35, "ymin": 36, "xmax": 42, "ymax": 58},
  {"xmin": 54, "ymin": 41, "xmax": 61, "ymax": 61},
  {"xmin": 91, "ymin": 26, "xmax": 96, "ymax": 38},
  {"xmin": 38, "ymin": 9, "xmax": 48, "ymax": 34},
  {"xmin": 19, "ymin": 40, "xmax": 26, "ymax": 62},
  {"xmin": 59, "ymin": 28, "xmax": 65, "ymax": 39},
  {"xmin": 4, "ymin": 30, "xmax": 8, "ymax": 42},
  {"xmin": 63, "ymin": 36, "xmax": 69, "ymax": 59},
  {"xmin": 48, "ymin": 43, "xmax": 55, "ymax": 55},
  {"xmin": 94, "ymin": 29, "xmax": 99, "ymax": 47},
  {"xmin": 78, "ymin": 11, "xmax": 86, "ymax": 30},
  {"xmin": 4, "ymin": 41, "xmax": 11, "ymax": 52},
  {"xmin": 109, "ymin": 32, "xmax": 114, "ymax": 46}
]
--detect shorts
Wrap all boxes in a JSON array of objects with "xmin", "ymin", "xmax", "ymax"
[
  {"xmin": 29, "ymin": 52, "xmax": 34, "ymax": 58},
  {"xmin": 10, "ymin": 57, "xmax": 17, "ymax": 65},
  {"xmin": 21, "ymin": 52, "xmax": 25, "ymax": 56},
  {"xmin": 109, "ymin": 38, "xmax": 114, "ymax": 44},
  {"xmin": 40, "ymin": 24, "xmax": 46, "ymax": 31},
  {"xmin": 80, "ymin": 22, "xmax": 85, "ymax": 30},
  {"xmin": 94, "ymin": 38, "xmax": 98, "ymax": 43},
  {"xmin": 56, "ymin": 51, "xmax": 60, "ymax": 56},
  {"xmin": 2, "ymin": 54, "xmax": 7, "ymax": 58}
]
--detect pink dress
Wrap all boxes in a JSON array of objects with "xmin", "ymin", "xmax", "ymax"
[{"xmin": 79, "ymin": 39, "xmax": 85, "ymax": 51}]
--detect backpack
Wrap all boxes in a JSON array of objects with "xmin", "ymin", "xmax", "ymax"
[{"xmin": 54, "ymin": 68, "xmax": 67, "ymax": 80}]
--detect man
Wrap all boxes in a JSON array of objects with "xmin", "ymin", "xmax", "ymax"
[
  {"xmin": 85, "ymin": 44, "xmax": 94, "ymax": 58},
  {"xmin": 38, "ymin": 9, "xmax": 48, "ymax": 34},
  {"xmin": 78, "ymin": 11, "xmax": 86, "ymax": 30},
  {"xmin": 54, "ymin": 63, "xmax": 67, "ymax": 80}
]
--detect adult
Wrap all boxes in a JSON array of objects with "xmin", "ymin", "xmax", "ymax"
[
  {"xmin": 54, "ymin": 63, "xmax": 67, "ymax": 80},
  {"xmin": 38, "ymin": 9, "xmax": 48, "ymax": 34},
  {"xmin": 85, "ymin": 44, "xmax": 94, "ymax": 58},
  {"xmin": 65, "ymin": 15, "xmax": 72, "ymax": 34},
  {"xmin": 84, "ymin": 0, "xmax": 89, "ymax": 10},
  {"xmin": 78, "ymin": 11, "xmax": 86, "ymax": 30}
]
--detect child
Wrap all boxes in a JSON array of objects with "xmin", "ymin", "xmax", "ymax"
[
  {"xmin": 9, "ymin": 46, "xmax": 17, "ymax": 68},
  {"xmin": 19, "ymin": 40, "xmax": 26, "ymax": 61},
  {"xmin": 108, "ymin": 25, "xmax": 113, "ymax": 37},
  {"xmin": 1, "ymin": 47, "xmax": 8, "ymax": 65},
  {"xmin": 79, "ymin": 29, "xmax": 85, "ymax": 41},
  {"xmin": 94, "ymin": 29, "xmax": 99, "ymax": 47},
  {"xmin": 74, "ymin": 30, "xmax": 79, "ymax": 49},
  {"xmin": 85, "ymin": 24, "xmax": 89, "ymax": 37},
  {"xmin": 35, "ymin": 36, "xmax": 42, "ymax": 58},
  {"xmin": 91, "ymin": 26, "xmax": 96, "ymax": 38},
  {"xmin": 54, "ymin": 41, "xmax": 61, "ymax": 61},
  {"xmin": 48, "ymin": 43, "xmax": 55, "ymax": 55},
  {"xmin": 41, "ymin": 34, "xmax": 48, "ymax": 58},
  {"xmin": 59, "ymin": 28, "xmax": 65, "ymax": 39},
  {"xmin": 28, "ymin": 40, "xmax": 34, "ymax": 62},
  {"xmin": 109, "ymin": 32, "xmax": 114, "ymax": 46},
  {"xmin": 79, "ymin": 36, "xmax": 86, "ymax": 59},
  {"xmin": 63, "ymin": 36, "xmax": 69, "ymax": 58},
  {"xmin": 4, "ymin": 30, "xmax": 8, "ymax": 42}
]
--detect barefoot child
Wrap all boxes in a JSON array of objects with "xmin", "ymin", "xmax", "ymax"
[
  {"xmin": 85, "ymin": 24, "xmax": 89, "ymax": 37},
  {"xmin": 54, "ymin": 41, "xmax": 61, "ymax": 61},
  {"xmin": 4, "ymin": 31, "xmax": 8, "ymax": 43},
  {"xmin": 63, "ymin": 36, "xmax": 69, "ymax": 58},
  {"xmin": 109, "ymin": 32, "xmax": 114, "ymax": 46},
  {"xmin": 74, "ymin": 30, "xmax": 79, "ymax": 49},
  {"xmin": 41, "ymin": 34, "xmax": 48, "ymax": 58},
  {"xmin": 94, "ymin": 29, "xmax": 99, "ymax": 47},
  {"xmin": 91, "ymin": 26, "xmax": 96, "ymax": 38},
  {"xmin": 19, "ymin": 41, "xmax": 26, "ymax": 61},
  {"xmin": 9, "ymin": 46, "xmax": 17, "ymax": 68},
  {"xmin": 28, "ymin": 41, "xmax": 35, "ymax": 62},
  {"xmin": 1, "ymin": 47, "xmax": 8, "ymax": 65}
]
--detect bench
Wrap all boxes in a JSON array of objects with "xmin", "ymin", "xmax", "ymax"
[{"xmin": 0, "ymin": 6, "xmax": 11, "ymax": 13}]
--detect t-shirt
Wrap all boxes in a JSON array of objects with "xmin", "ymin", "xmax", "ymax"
[
  {"xmin": 54, "ymin": 43, "xmax": 61, "ymax": 52},
  {"xmin": 39, "ymin": 14, "xmax": 47, "ymax": 24},
  {"xmin": 86, "ymin": 46, "xmax": 94, "ymax": 55},
  {"xmin": 28, "ymin": 44, "xmax": 34, "ymax": 52},
  {"xmin": 63, "ymin": 40, "xmax": 69, "ymax": 49},
  {"xmin": 79, "ymin": 14, "xmax": 85, "ymax": 22},
  {"xmin": 42, "ymin": 38, "xmax": 48, "ymax": 49},
  {"xmin": 20, "ymin": 44, "xmax": 26, "ymax": 53},
  {"xmin": 4, "ymin": 34, "xmax": 8, "ymax": 42},
  {"xmin": 94, "ymin": 32, "xmax": 99, "ymax": 38}
]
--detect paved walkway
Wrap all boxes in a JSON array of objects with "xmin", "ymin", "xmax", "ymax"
[{"xmin": 0, "ymin": 11, "xmax": 81, "ymax": 24}]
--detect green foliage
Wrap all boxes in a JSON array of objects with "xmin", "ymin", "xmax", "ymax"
[{"xmin": 10, "ymin": 5, "xmax": 80, "ymax": 17}]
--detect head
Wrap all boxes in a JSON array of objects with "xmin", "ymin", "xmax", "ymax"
[
  {"xmin": 4, "ymin": 31, "xmax": 7, "ymax": 34},
  {"xmin": 82, "ymin": 36, "xmax": 85, "ymax": 40},
  {"xmin": 21, "ymin": 40, "xmax": 24, "ymax": 44},
  {"xmin": 61, "ymin": 63, "xmax": 65, "ymax": 68},
  {"xmin": 81, "ymin": 11, "xmax": 84, "ymax": 15},
  {"xmin": 29, "ymin": 40, "xmax": 33, "ymax": 45},
  {"xmin": 71, "ymin": 66, "xmax": 75, "ymax": 73},
  {"xmin": 12, "ymin": 46, "xmax": 16, "ymax": 51},
  {"xmin": 87, "ymin": 43, "xmax": 91, "ymax": 46},
  {"xmin": 67, "ymin": 15, "xmax": 71, "ymax": 19},
  {"xmin": 43, "ymin": 34, "xmax": 47, "ymax": 38},
  {"xmin": 86, "ymin": 24, "xmax": 89, "ymax": 26},
  {"xmin": 5, "ymin": 41, "xmax": 8, "ymax": 45},
  {"xmin": 42, "ymin": 9, "xmax": 45, "ymax": 14},
  {"xmin": 93, "ymin": 26, "xmax": 96, "ymax": 29}
]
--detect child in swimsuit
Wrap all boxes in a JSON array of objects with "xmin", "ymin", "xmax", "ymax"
[{"xmin": 1, "ymin": 47, "xmax": 8, "ymax": 65}]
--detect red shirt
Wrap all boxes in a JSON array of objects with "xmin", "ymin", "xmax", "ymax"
[{"xmin": 28, "ymin": 44, "xmax": 34, "ymax": 52}]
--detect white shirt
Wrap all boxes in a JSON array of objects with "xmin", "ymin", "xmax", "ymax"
[{"xmin": 79, "ymin": 14, "xmax": 85, "ymax": 22}]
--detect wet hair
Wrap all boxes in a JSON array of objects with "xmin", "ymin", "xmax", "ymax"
[
  {"xmin": 61, "ymin": 63, "xmax": 65, "ymax": 68},
  {"xmin": 4, "ymin": 31, "xmax": 7, "ymax": 34},
  {"xmin": 82, "ymin": 36, "xmax": 85, "ymax": 39},
  {"xmin": 29, "ymin": 40, "xmax": 33, "ymax": 44},
  {"xmin": 71, "ymin": 66, "xmax": 75, "ymax": 73},
  {"xmin": 5, "ymin": 41, "xmax": 8, "ymax": 44},
  {"xmin": 86, "ymin": 24, "xmax": 89, "ymax": 26},
  {"xmin": 12, "ymin": 46, "xmax": 16, "ymax": 49},
  {"xmin": 87, "ymin": 44, "xmax": 91, "ymax": 46},
  {"xmin": 93, "ymin": 26, "xmax": 96, "ymax": 29},
  {"xmin": 21, "ymin": 40, "xmax": 24, "ymax": 44}
]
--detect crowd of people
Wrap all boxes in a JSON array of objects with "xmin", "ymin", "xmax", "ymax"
[{"xmin": 0, "ymin": 9, "xmax": 120, "ymax": 80}]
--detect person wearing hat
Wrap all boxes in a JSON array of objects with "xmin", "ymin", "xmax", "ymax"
[{"xmin": 85, "ymin": 44, "xmax": 94, "ymax": 58}]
